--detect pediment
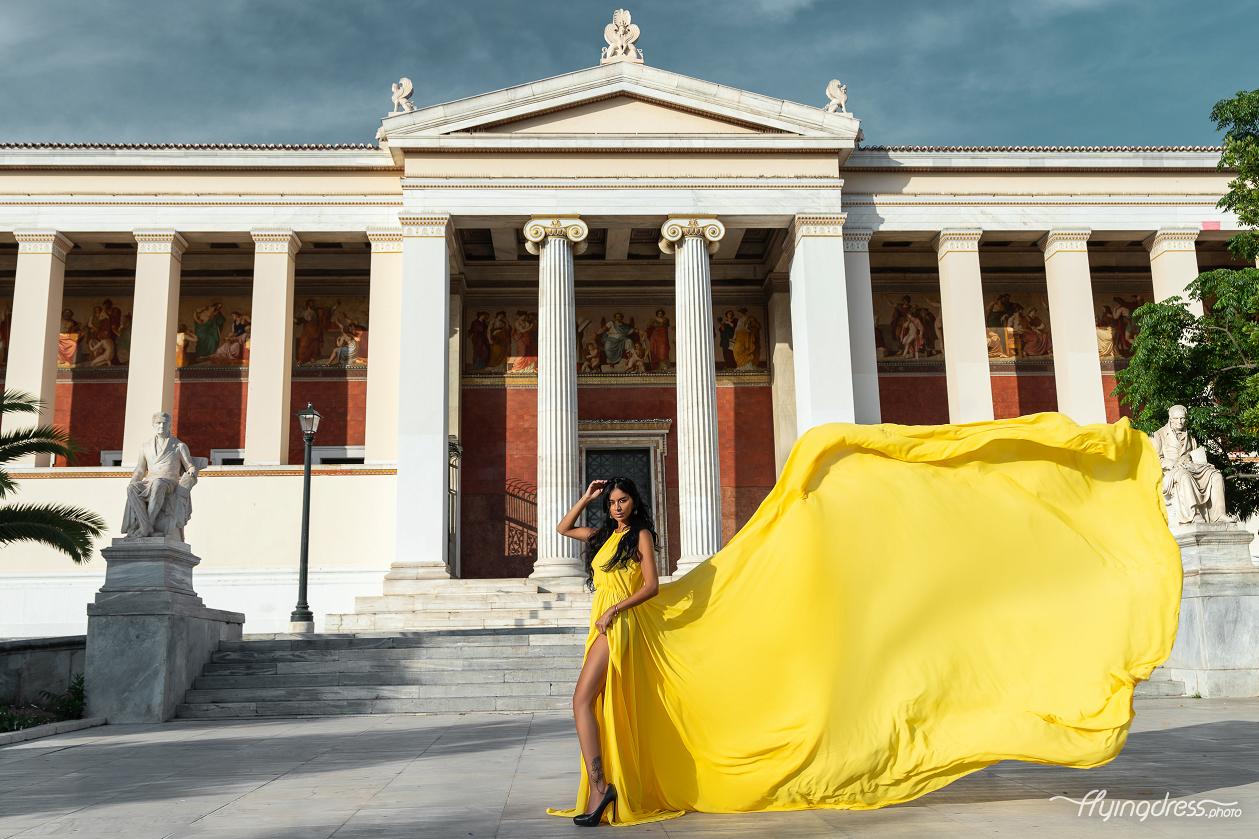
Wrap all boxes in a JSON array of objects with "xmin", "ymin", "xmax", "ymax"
[
  {"xmin": 378, "ymin": 62, "xmax": 858, "ymax": 160},
  {"xmin": 479, "ymin": 95, "xmax": 772, "ymax": 135}
]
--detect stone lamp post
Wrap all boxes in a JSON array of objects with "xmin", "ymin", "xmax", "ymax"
[{"xmin": 290, "ymin": 402, "xmax": 322, "ymax": 633}]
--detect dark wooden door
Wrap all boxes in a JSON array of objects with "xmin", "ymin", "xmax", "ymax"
[{"xmin": 584, "ymin": 448, "xmax": 653, "ymax": 529}]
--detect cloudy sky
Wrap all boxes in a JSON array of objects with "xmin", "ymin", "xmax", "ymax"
[{"xmin": 1, "ymin": 0, "xmax": 1255, "ymax": 147}]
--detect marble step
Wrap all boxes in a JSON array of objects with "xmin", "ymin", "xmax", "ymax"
[
  {"xmin": 176, "ymin": 695, "xmax": 572, "ymax": 718},
  {"xmin": 1135, "ymin": 678, "xmax": 1187, "ymax": 698},
  {"xmin": 353, "ymin": 595, "xmax": 592, "ymax": 613},
  {"xmin": 327, "ymin": 613, "xmax": 590, "ymax": 631},
  {"xmin": 193, "ymin": 663, "xmax": 580, "ymax": 690},
  {"xmin": 380, "ymin": 579, "xmax": 554, "ymax": 595},
  {"xmin": 185, "ymin": 680, "xmax": 571, "ymax": 704},
  {"xmin": 225, "ymin": 628, "xmax": 583, "ymax": 652}
]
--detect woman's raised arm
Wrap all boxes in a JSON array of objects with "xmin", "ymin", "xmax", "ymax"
[{"xmin": 556, "ymin": 480, "xmax": 606, "ymax": 543}]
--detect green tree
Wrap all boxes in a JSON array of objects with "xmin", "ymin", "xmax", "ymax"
[
  {"xmin": 1213, "ymin": 87, "xmax": 1259, "ymax": 262},
  {"xmin": 1115, "ymin": 87, "xmax": 1259, "ymax": 518},
  {"xmin": 0, "ymin": 391, "xmax": 106, "ymax": 563}
]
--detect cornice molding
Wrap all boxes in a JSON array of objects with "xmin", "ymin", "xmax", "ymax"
[
  {"xmin": 366, "ymin": 227, "xmax": 404, "ymax": 254},
  {"xmin": 931, "ymin": 228, "xmax": 982, "ymax": 260},
  {"xmin": 250, "ymin": 229, "xmax": 302, "ymax": 259},
  {"xmin": 13, "ymin": 229, "xmax": 74, "ymax": 262},
  {"xmin": 843, "ymin": 228, "xmax": 873, "ymax": 252},
  {"xmin": 1144, "ymin": 227, "xmax": 1200, "ymax": 260},
  {"xmin": 132, "ymin": 229, "xmax": 189, "ymax": 261},
  {"xmin": 1038, "ymin": 228, "xmax": 1092, "ymax": 260}
]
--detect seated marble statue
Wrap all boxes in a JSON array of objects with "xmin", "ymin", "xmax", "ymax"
[
  {"xmin": 121, "ymin": 411, "xmax": 208, "ymax": 541},
  {"xmin": 1150, "ymin": 404, "xmax": 1229, "ymax": 526}
]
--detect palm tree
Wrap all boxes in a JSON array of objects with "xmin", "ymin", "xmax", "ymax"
[{"xmin": 0, "ymin": 391, "xmax": 106, "ymax": 563}]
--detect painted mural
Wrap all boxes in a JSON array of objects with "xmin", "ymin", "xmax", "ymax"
[
  {"xmin": 874, "ymin": 293, "xmax": 945, "ymax": 359},
  {"xmin": 58, "ymin": 297, "xmax": 135, "ymax": 367},
  {"xmin": 712, "ymin": 305, "xmax": 766, "ymax": 371},
  {"xmin": 293, "ymin": 296, "xmax": 369, "ymax": 367},
  {"xmin": 176, "ymin": 296, "xmax": 252, "ymax": 367},
  {"xmin": 463, "ymin": 304, "xmax": 766, "ymax": 374},
  {"xmin": 1094, "ymin": 293, "xmax": 1146, "ymax": 359},
  {"xmin": 982, "ymin": 293, "xmax": 1053, "ymax": 359}
]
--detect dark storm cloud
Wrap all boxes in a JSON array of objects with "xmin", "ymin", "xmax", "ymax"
[{"xmin": 0, "ymin": 0, "xmax": 1255, "ymax": 146}]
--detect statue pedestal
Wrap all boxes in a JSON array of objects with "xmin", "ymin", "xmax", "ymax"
[
  {"xmin": 1162, "ymin": 523, "xmax": 1259, "ymax": 697},
  {"xmin": 84, "ymin": 537, "xmax": 245, "ymax": 723}
]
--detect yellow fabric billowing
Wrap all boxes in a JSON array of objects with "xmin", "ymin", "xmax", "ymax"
[{"xmin": 547, "ymin": 414, "xmax": 1182, "ymax": 826}]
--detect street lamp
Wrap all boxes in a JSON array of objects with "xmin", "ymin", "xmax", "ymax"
[{"xmin": 290, "ymin": 402, "xmax": 322, "ymax": 633}]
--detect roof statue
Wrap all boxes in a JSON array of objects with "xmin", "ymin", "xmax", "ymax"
[
  {"xmin": 601, "ymin": 9, "xmax": 644, "ymax": 65},
  {"xmin": 391, "ymin": 78, "xmax": 417, "ymax": 114},
  {"xmin": 824, "ymin": 79, "xmax": 849, "ymax": 115}
]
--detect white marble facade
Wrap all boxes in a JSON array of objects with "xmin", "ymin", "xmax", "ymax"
[{"xmin": 0, "ymin": 56, "xmax": 1245, "ymax": 635}]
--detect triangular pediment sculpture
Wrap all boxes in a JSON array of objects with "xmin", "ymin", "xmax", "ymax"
[{"xmin": 376, "ymin": 63, "xmax": 859, "ymax": 162}]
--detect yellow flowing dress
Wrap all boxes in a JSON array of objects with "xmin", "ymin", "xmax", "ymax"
[{"xmin": 547, "ymin": 414, "xmax": 1182, "ymax": 826}]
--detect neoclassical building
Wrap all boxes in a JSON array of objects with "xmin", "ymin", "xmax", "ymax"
[{"xmin": 0, "ymin": 23, "xmax": 1248, "ymax": 635}]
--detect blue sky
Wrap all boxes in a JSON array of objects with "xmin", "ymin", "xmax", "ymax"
[{"xmin": 1, "ymin": 0, "xmax": 1255, "ymax": 146}]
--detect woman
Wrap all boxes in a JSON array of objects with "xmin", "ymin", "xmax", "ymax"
[
  {"xmin": 646, "ymin": 309, "xmax": 671, "ymax": 371},
  {"xmin": 1021, "ymin": 307, "xmax": 1053, "ymax": 356},
  {"xmin": 207, "ymin": 312, "xmax": 250, "ymax": 365},
  {"xmin": 546, "ymin": 416, "xmax": 1181, "ymax": 826},
  {"xmin": 551, "ymin": 477, "xmax": 659, "ymax": 827}
]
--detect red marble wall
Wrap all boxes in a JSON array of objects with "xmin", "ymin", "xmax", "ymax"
[
  {"xmin": 1102, "ymin": 374, "xmax": 1135, "ymax": 423},
  {"xmin": 990, "ymin": 374, "xmax": 1058, "ymax": 419},
  {"xmin": 52, "ymin": 381, "xmax": 126, "ymax": 467},
  {"xmin": 877, "ymin": 376, "xmax": 949, "ymax": 425},
  {"xmin": 717, "ymin": 386, "xmax": 776, "ymax": 545},
  {"xmin": 287, "ymin": 380, "xmax": 367, "ymax": 465},
  {"xmin": 458, "ymin": 384, "xmax": 777, "ymax": 579},
  {"xmin": 171, "ymin": 382, "xmax": 248, "ymax": 460},
  {"xmin": 459, "ymin": 388, "xmax": 539, "ymax": 579}
]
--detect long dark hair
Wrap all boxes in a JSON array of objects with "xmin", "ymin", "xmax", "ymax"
[{"xmin": 584, "ymin": 476, "xmax": 657, "ymax": 591}]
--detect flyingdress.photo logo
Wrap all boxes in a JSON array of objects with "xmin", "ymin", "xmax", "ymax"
[{"xmin": 1051, "ymin": 790, "xmax": 1242, "ymax": 820}]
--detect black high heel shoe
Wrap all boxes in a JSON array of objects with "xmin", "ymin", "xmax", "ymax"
[{"xmin": 573, "ymin": 783, "xmax": 616, "ymax": 827}]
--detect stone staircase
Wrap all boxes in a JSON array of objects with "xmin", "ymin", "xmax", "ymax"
[
  {"xmin": 324, "ymin": 578, "xmax": 594, "ymax": 632},
  {"xmin": 175, "ymin": 628, "xmax": 586, "ymax": 718},
  {"xmin": 1135, "ymin": 668, "xmax": 1187, "ymax": 698}
]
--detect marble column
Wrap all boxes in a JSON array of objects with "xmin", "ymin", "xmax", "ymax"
[
  {"xmin": 244, "ymin": 229, "xmax": 299, "ymax": 465},
  {"xmin": 364, "ymin": 227, "xmax": 403, "ymax": 463},
  {"xmin": 525, "ymin": 216, "xmax": 589, "ymax": 586},
  {"xmin": 1039, "ymin": 229, "xmax": 1107, "ymax": 425},
  {"xmin": 661, "ymin": 216, "xmax": 724, "ymax": 576},
  {"xmin": 932, "ymin": 229, "xmax": 994, "ymax": 423},
  {"xmin": 1146, "ymin": 226, "xmax": 1204, "ymax": 317},
  {"xmin": 843, "ymin": 228, "xmax": 881, "ymax": 424},
  {"xmin": 389, "ymin": 214, "xmax": 453, "ymax": 582},
  {"xmin": 122, "ymin": 230, "xmax": 188, "ymax": 466},
  {"xmin": 765, "ymin": 275, "xmax": 797, "ymax": 477},
  {"xmin": 3, "ymin": 231, "xmax": 73, "ymax": 466},
  {"xmin": 787, "ymin": 215, "xmax": 857, "ymax": 432}
]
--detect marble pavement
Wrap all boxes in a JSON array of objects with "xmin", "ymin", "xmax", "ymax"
[{"xmin": 0, "ymin": 699, "xmax": 1256, "ymax": 838}]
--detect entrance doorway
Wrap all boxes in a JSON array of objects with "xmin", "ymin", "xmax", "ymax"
[{"xmin": 584, "ymin": 448, "xmax": 653, "ymax": 531}]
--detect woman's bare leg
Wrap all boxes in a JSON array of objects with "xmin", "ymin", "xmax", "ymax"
[{"xmin": 573, "ymin": 633, "xmax": 610, "ymax": 814}]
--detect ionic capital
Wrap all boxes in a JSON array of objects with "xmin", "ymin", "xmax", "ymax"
[
  {"xmin": 366, "ymin": 226, "xmax": 404, "ymax": 253},
  {"xmin": 250, "ymin": 229, "xmax": 302, "ymax": 260},
  {"xmin": 132, "ymin": 229, "xmax": 189, "ymax": 261},
  {"xmin": 14, "ymin": 229, "xmax": 74, "ymax": 262},
  {"xmin": 843, "ymin": 228, "xmax": 873, "ymax": 252},
  {"xmin": 659, "ymin": 215, "xmax": 725, "ymax": 255},
  {"xmin": 1037, "ymin": 228, "xmax": 1091, "ymax": 260},
  {"xmin": 1143, "ymin": 226, "xmax": 1199, "ymax": 260},
  {"xmin": 524, "ymin": 214, "xmax": 589, "ymax": 255},
  {"xmin": 931, "ymin": 228, "xmax": 982, "ymax": 260}
]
